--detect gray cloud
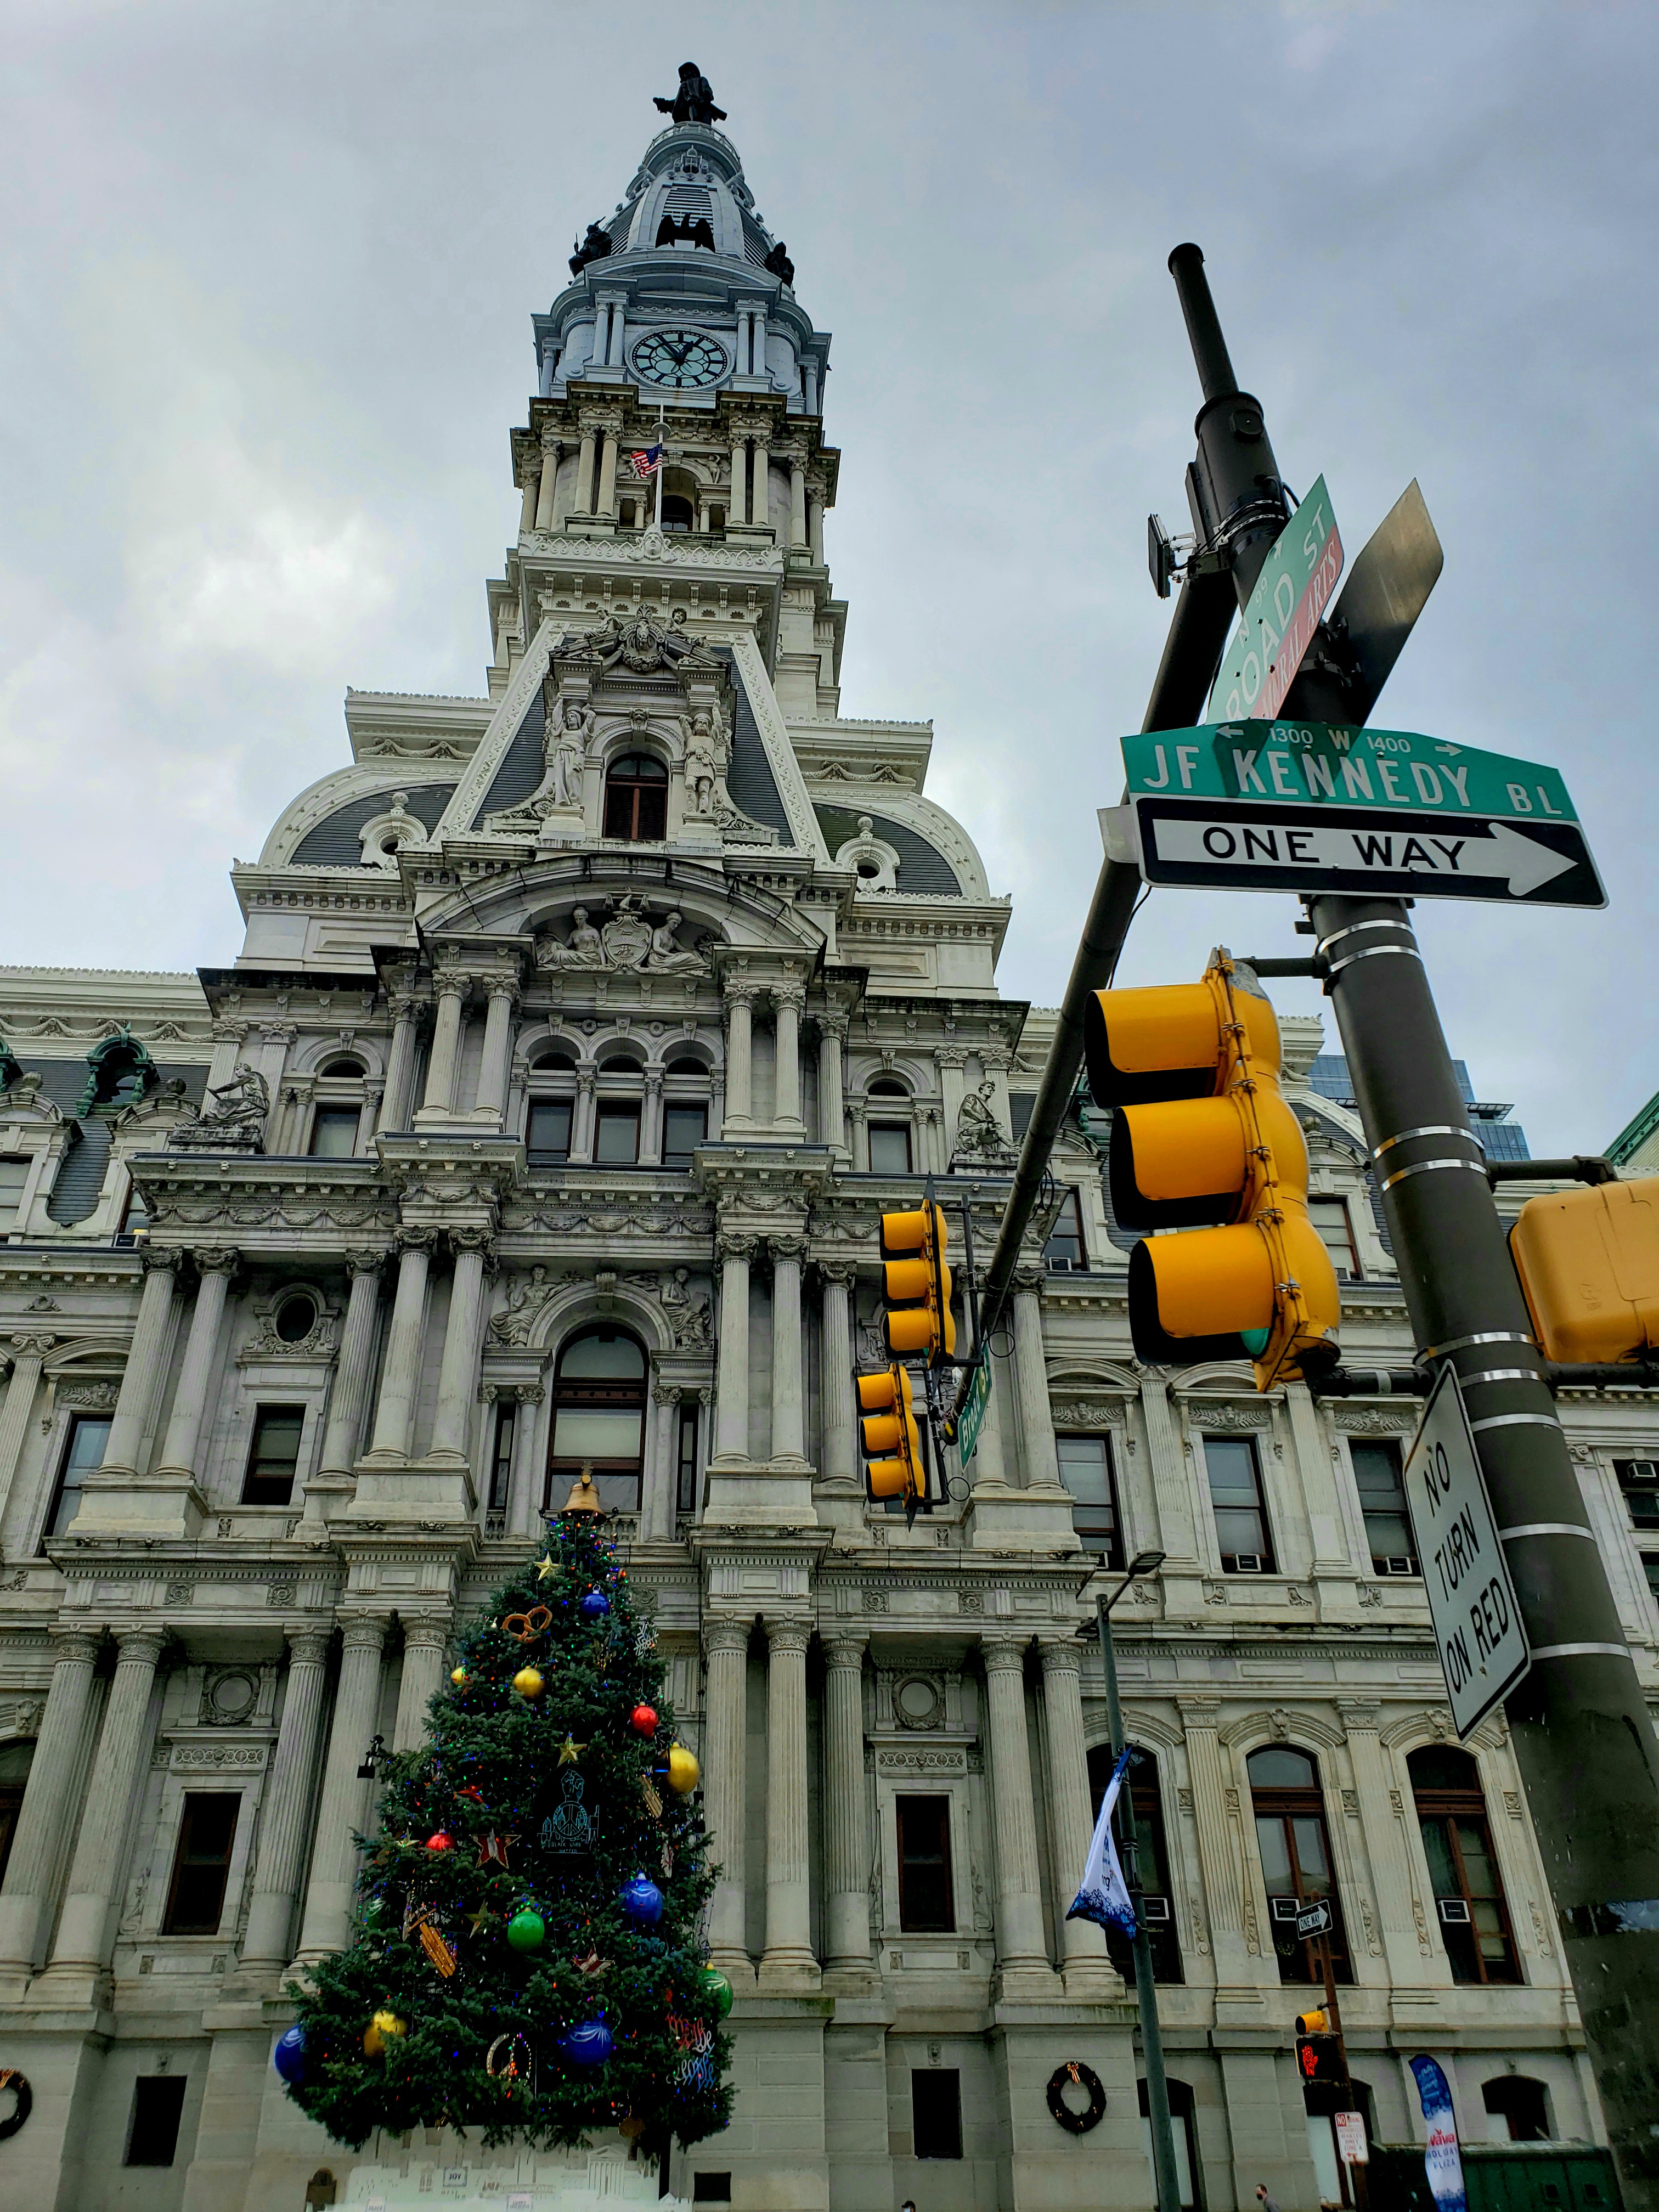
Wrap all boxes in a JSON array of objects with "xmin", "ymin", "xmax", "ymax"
[{"xmin": 2, "ymin": 0, "xmax": 1652, "ymax": 1150}]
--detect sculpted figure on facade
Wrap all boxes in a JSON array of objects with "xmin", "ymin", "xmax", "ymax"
[
  {"xmin": 167, "ymin": 1065, "xmax": 270, "ymax": 1152},
  {"xmin": 662, "ymin": 1266, "xmax": 714, "ymax": 1346},
  {"xmin": 535, "ymin": 897, "xmax": 708, "ymax": 976},
  {"xmin": 952, "ymin": 1079, "xmax": 1015, "ymax": 1165},
  {"xmin": 488, "ymin": 1264, "xmax": 554, "ymax": 1346}
]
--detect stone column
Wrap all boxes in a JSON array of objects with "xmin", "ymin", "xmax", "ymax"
[
  {"xmin": 1338, "ymin": 1698, "xmax": 1427, "ymax": 1984},
  {"xmin": 509, "ymin": 1383, "xmax": 544, "ymax": 1536},
  {"xmin": 752, "ymin": 434, "xmax": 771, "ymax": 531},
  {"xmin": 0, "ymin": 1334, "xmax": 53, "ymax": 1526},
  {"xmin": 46, "ymin": 1626, "xmax": 166, "ymax": 1977},
  {"xmin": 761, "ymin": 1617, "xmax": 816, "ymax": 1983},
  {"xmin": 366, "ymin": 1232, "xmax": 433, "ymax": 1459},
  {"xmin": 607, "ymin": 300, "xmax": 626, "ymax": 368},
  {"xmin": 803, "ymin": 360, "xmax": 820, "ymax": 414},
  {"xmin": 703, "ymin": 1619, "xmax": 751, "ymax": 1975},
  {"xmin": 735, "ymin": 308, "xmax": 752, "ymax": 377},
  {"xmin": 769, "ymin": 1236, "xmax": 806, "ymax": 1465},
  {"xmin": 1011, "ymin": 1265, "xmax": 1060, "ymax": 1490},
  {"xmin": 153, "ymin": 1249, "xmax": 238, "ymax": 1482},
  {"xmin": 430, "ymin": 1233, "xmax": 492, "ymax": 1464},
  {"xmin": 393, "ymin": 1617, "xmax": 452, "ymax": 1752},
  {"xmin": 818, "ymin": 1262, "xmax": 857, "ymax": 1487},
  {"xmin": 772, "ymin": 981, "xmax": 804, "ymax": 1132},
  {"xmin": 239, "ymin": 1629, "xmax": 333, "ymax": 1969},
  {"xmin": 100, "ymin": 1251, "xmax": 181, "ymax": 1477},
  {"xmin": 309, "ymin": 1254, "xmax": 385, "ymax": 1503},
  {"xmin": 980, "ymin": 1637, "xmax": 1051, "ymax": 1977},
  {"xmin": 294, "ymin": 1618, "xmax": 387, "ymax": 1961},
  {"xmin": 721, "ymin": 978, "xmax": 757, "ymax": 1130},
  {"xmin": 571, "ymin": 1067, "xmax": 597, "ymax": 1162},
  {"xmin": 591, "ymin": 303, "xmax": 611, "ymax": 370},
  {"xmin": 969, "ymin": 1344, "xmax": 1011, "ymax": 1489},
  {"xmin": 597, "ymin": 431, "xmax": 619, "ymax": 518},
  {"xmin": 644, "ymin": 1381, "xmax": 679, "ymax": 1543},
  {"xmin": 377, "ymin": 993, "xmax": 423, "ymax": 1134},
  {"xmin": 546, "ymin": 439, "xmax": 570, "ymax": 529},
  {"xmin": 809, "ymin": 492, "xmax": 825, "ymax": 564},
  {"xmin": 713, "ymin": 1231, "xmax": 752, "ymax": 1463},
  {"xmin": 821, "ymin": 1632, "xmax": 871, "ymax": 1971},
  {"xmin": 521, "ymin": 456, "xmax": 542, "ymax": 534},
  {"xmin": 847, "ymin": 1099, "xmax": 869, "ymax": 1172},
  {"xmin": 751, "ymin": 307, "xmax": 768, "ymax": 381},
  {"xmin": 0, "ymin": 1630, "xmax": 101, "ymax": 1976},
  {"xmin": 640, "ymin": 1068, "xmax": 664, "ymax": 1165},
  {"xmin": 1178, "ymin": 1695, "xmax": 1255, "ymax": 1987},
  {"xmin": 419, "ymin": 973, "xmax": 467, "ymax": 1116},
  {"xmin": 574, "ymin": 427, "xmax": 597, "ymax": 515},
  {"xmin": 934, "ymin": 1048, "xmax": 968, "ymax": 1160},
  {"xmin": 729, "ymin": 436, "xmax": 748, "ymax": 527},
  {"xmin": 789, "ymin": 460, "xmax": 807, "ymax": 548},
  {"xmin": 472, "ymin": 980, "xmax": 519, "ymax": 1124},
  {"xmin": 1039, "ymin": 1640, "xmax": 1113, "ymax": 1986},
  {"xmin": 816, "ymin": 1013, "xmax": 848, "ymax": 1155}
]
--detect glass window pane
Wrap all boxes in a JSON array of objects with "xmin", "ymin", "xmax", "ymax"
[
  {"xmin": 1045, "ymin": 1189, "xmax": 1085, "ymax": 1268},
  {"xmin": 1056, "ymin": 1436, "xmax": 1110, "ymax": 1505},
  {"xmin": 1290, "ymin": 1816, "xmax": 1331, "ymax": 1887},
  {"xmin": 1247, "ymin": 1747, "xmax": 1317, "ymax": 1788},
  {"xmin": 48, "ymin": 1415, "xmax": 111, "ymax": 1541},
  {"xmin": 558, "ymin": 1331, "xmax": 645, "ymax": 1379},
  {"xmin": 1309, "ymin": 1197, "xmax": 1358, "ymax": 1277},
  {"xmin": 663, "ymin": 1106, "xmax": 706, "ymax": 1165},
  {"xmin": 0, "ymin": 1157, "xmax": 29, "ymax": 1221},
  {"xmin": 1255, "ymin": 1815, "xmax": 1295, "ymax": 1892},
  {"xmin": 309, "ymin": 1107, "xmax": 360, "ymax": 1158},
  {"xmin": 1418, "ymin": 1815, "xmax": 1460, "ymax": 1897},
  {"xmin": 552, "ymin": 1408, "xmax": 643, "ymax": 1459},
  {"xmin": 527, "ymin": 1101, "xmax": 572, "ymax": 1161},
  {"xmin": 1204, "ymin": 1437, "xmax": 1261, "ymax": 1503},
  {"xmin": 868, "ymin": 1123, "xmax": 911, "ymax": 1175},
  {"xmin": 1351, "ymin": 1441, "xmax": 1404, "ymax": 1504},
  {"xmin": 1454, "ymin": 1820, "xmax": 1499, "ymax": 1899},
  {"xmin": 595, "ymin": 1107, "xmax": 640, "ymax": 1164}
]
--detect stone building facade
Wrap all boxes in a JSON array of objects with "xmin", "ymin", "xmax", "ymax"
[{"xmin": 0, "ymin": 88, "xmax": 1654, "ymax": 2212}]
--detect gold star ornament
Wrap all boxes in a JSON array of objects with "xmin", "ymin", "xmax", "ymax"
[
  {"xmin": 557, "ymin": 1735, "xmax": 587, "ymax": 1767},
  {"xmin": 535, "ymin": 1554, "xmax": 556, "ymax": 1583}
]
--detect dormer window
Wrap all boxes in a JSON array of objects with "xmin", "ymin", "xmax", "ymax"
[{"xmin": 603, "ymin": 753, "xmax": 668, "ymax": 842}]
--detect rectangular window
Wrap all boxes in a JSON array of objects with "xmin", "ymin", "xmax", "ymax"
[
  {"xmin": 125, "ymin": 2075, "xmax": 188, "ymax": 2166},
  {"xmin": 1204, "ymin": 1434, "xmax": 1273, "ymax": 1571},
  {"xmin": 162, "ymin": 1792, "xmax": 240, "ymax": 1934},
  {"xmin": 0, "ymin": 1155, "xmax": 29, "ymax": 1229},
  {"xmin": 1415, "ymin": 1808, "xmax": 1519, "ymax": 1984},
  {"xmin": 676, "ymin": 1401, "xmax": 699, "ymax": 1518},
  {"xmin": 896, "ymin": 1795, "xmax": 954, "ymax": 1933},
  {"xmin": 119, "ymin": 1175, "xmax": 149, "ymax": 1242},
  {"xmin": 308, "ymin": 1105, "xmax": 360, "ymax": 1158},
  {"xmin": 594, "ymin": 1102, "xmax": 641, "ymax": 1165},
  {"xmin": 868, "ymin": 1121, "xmax": 912, "ymax": 1175},
  {"xmin": 911, "ymin": 2068, "xmax": 963, "ymax": 2160},
  {"xmin": 488, "ymin": 1402, "xmax": 515, "ymax": 1515},
  {"xmin": 1309, "ymin": 1195, "xmax": 1361, "ymax": 1280},
  {"xmin": 1056, "ymin": 1435, "xmax": 1122, "ymax": 1566},
  {"xmin": 43, "ymin": 1413, "xmax": 111, "ymax": 1547},
  {"xmin": 1644, "ymin": 1555, "xmax": 1659, "ymax": 1615},
  {"xmin": 662, "ymin": 1104, "xmax": 707, "ymax": 1169},
  {"xmin": 1351, "ymin": 1439, "xmax": 1416, "ymax": 1571},
  {"xmin": 527, "ymin": 1099, "xmax": 573, "ymax": 1165},
  {"xmin": 691, "ymin": 2177, "xmax": 731, "ymax": 2204},
  {"xmin": 1615, "ymin": 1459, "xmax": 1659, "ymax": 1531},
  {"xmin": 242, "ymin": 1406, "xmax": 304, "ymax": 1506},
  {"xmin": 1044, "ymin": 1187, "xmax": 1087, "ymax": 1271}
]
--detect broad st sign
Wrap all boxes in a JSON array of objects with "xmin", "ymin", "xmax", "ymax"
[{"xmin": 1209, "ymin": 475, "xmax": 1343, "ymax": 723}]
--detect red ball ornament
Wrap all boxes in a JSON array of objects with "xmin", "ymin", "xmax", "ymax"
[
  {"xmin": 426, "ymin": 1831, "xmax": 453, "ymax": 1853},
  {"xmin": 630, "ymin": 1704, "xmax": 659, "ymax": 1738}
]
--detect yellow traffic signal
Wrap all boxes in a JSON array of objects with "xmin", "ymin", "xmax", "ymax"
[
  {"xmin": 1295, "ymin": 2008, "xmax": 1331, "ymax": 2036},
  {"xmin": 881, "ymin": 1205, "xmax": 956, "ymax": 1365},
  {"xmin": 1083, "ymin": 952, "xmax": 1340, "ymax": 1390},
  {"xmin": 1509, "ymin": 1176, "xmax": 1659, "ymax": 1363},
  {"xmin": 857, "ymin": 1365, "xmax": 924, "ymax": 1504}
]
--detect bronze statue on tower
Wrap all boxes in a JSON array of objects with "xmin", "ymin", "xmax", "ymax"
[{"xmin": 654, "ymin": 62, "xmax": 726, "ymax": 125}]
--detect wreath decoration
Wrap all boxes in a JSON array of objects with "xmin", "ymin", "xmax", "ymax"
[
  {"xmin": 0, "ymin": 2068, "xmax": 32, "ymax": 2141},
  {"xmin": 1046, "ymin": 2059, "xmax": 1106, "ymax": 2135}
]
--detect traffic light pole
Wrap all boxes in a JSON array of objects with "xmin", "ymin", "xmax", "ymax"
[{"xmin": 1164, "ymin": 249, "xmax": 1659, "ymax": 2199}]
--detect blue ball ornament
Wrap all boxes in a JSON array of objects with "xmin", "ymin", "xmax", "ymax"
[
  {"xmin": 619, "ymin": 1872, "xmax": 664, "ymax": 1927},
  {"xmin": 273, "ymin": 2024, "xmax": 307, "ymax": 2085},
  {"xmin": 560, "ymin": 2018, "xmax": 614, "ymax": 2066},
  {"xmin": 579, "ymin": 1590, "xmax": 611, "ymax": 1622}
]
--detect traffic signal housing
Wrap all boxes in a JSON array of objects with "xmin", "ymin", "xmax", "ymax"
[
  {"xmin": 1295, "ymin": 2008, "xmax": 1331, "ymax": 2036},
  {"xmin": 881, "ymin": 1205, "xmax": 956, "ymax": 1367},
  {"xmin": 857, "ymin": 1365, "xmax": 926, "ymax": 1509},
  {"xmin": 1083, "ymin": 952, "xmax": 1340, "ymax": 1390},
  {"xmin": 1295, "ymin": 2032, "xmax": 1344, "ymax": 2086},
  {"xmin": 1509, "ymin": 1176, "xmax": 1659, "ymax": 1363}
]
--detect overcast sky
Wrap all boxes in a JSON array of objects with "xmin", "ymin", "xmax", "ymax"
[{"xmin": 2, "ymin": 1, "xmax": 1654, "ymax": 1151}]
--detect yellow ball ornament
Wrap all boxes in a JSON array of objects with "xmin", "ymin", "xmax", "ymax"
[
  {"xmin": 512, "ymin": 1665, "xmax": 545, "ymax": 1701},
  {"xmin": 364, "ymin": 2008, "xmax": 407, "ymax": 2057},
  {"xmin": 450, "ymin": 1667, "xmax": 468, "ymax": 1688},
  {"xmin": 666, "ymin": 1743, "xmax": 700, "ymax": 1795}
]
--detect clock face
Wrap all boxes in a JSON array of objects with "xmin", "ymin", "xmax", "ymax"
[{"xmin": 630, "ymin": 329, "xmax": 730, "ymax": 390}]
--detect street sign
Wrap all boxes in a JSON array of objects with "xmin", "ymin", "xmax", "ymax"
[
  {"xmin": 1334, "ymin": 2112, "xmax": 1369, "ymax": 2166},
  {"xmin": 1210, "ymin": 474, "xmax": 1342, "ymax": 722},
  {"xmin": 955, "ymin": 1355, "xmax": 991, "ymax": 1468},
  {"xmin": 1403, "ymin": 1368, "xmax": 1532, "ymax": 1737},
  {"xmin": 1295, "ymin": 1898, "xmax": 1334, "ymax": 1940}
]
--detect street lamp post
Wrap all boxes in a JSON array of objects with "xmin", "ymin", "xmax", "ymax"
[{"xmin": 1086, "ymin": 1549, "xmax": 1182, "ymax": 2212}]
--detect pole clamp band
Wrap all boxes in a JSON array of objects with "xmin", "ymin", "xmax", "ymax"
[
  {"xmin": 1373, "ymin": 1126, "xmax": 1484, "ymax": 1161},
  {"xmin": 1380, "ymin": 1158, "xmax": 1491, "ymax": 1192}
]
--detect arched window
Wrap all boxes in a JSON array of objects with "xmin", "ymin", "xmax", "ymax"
[
  {"xmin": 546, "ymin": 1326, "xmax": 647, "ymax": 1514},
  {"xmin": 526, "ymin": 1050, "xmax": 578, "ymax": 1166},
  {"xmin": 603, "ymin": 752, "xmax": 668, "ymax": 842},
  {"xmin": 1247, "ymin": 1745, "xmax": 1351, "ymax": 1984},
  {"xmin": 309, "ymin": 1058, "xmax": 366, "ymax": 1157},
  {"xmin": 1482, "ymin": 2075, "xmax": 1551, "ymax": 2142},
  {"xmin": 866, "ymin": 1078, "xmax": 913, "ymax": 1176},
  {"xmin": 663, "ymin": 1056, "xmax": 711, "ymax": 1168},
  {"xmin": 1408, "ymin": 1746, "xmax": 1519, "ymax": 1983},
  {"xmin": 661, "ymin": 494, "xmax": 695, "ymax": 533},
  {"xmin": 1089, "ymin": 1745, "xmax": 1181, "ymax": 1983}
]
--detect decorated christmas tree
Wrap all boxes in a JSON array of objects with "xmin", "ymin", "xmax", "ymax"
[{"xmin": 275, "ymin": 1485, "xmax": 733, "ymax": 2162}]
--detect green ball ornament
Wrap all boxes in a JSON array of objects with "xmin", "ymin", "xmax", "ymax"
[
  {"xmin": 698, "ymin": 1966, "xmax": 734, "ymax": 2018},
  {"xmin": 506, "ymin": 1908, "xmax": 546, "ymax": 1954}
]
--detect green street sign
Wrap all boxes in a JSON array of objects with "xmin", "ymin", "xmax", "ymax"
[
  {"xmin": 955, "ymin": 1355, "xmax": 991, "ymax": 1469},
  {"xmin": 1122, "ymin": 721, "xmax": 1581, "ymax": 821},
  {"xmin": 1209, "ymin": 475, "xmax": 1343, "ymax": 722}
]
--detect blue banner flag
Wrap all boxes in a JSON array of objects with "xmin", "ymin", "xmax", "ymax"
[
  {"xmin": 1409, "ymin": 2056, "xmax": 1468, "ymax": 2212},
  {"xmin": 1065, "ymin": 1745, "xmax": 1137, "ymax": 1938}
]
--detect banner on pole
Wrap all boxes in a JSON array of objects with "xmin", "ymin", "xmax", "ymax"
[
  {"xmin": 1409, "ymin": 2055, "xmax": 1467, "ymax": 2212},
  {"xmin": 1066, "ymin": 1745, "xmax": 1137, "ymax": 1938}
]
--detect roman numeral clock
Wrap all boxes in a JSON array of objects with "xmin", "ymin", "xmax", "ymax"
[{"xmin": 630, "ymin": 329, "xmax": 730, "ymax": 389}]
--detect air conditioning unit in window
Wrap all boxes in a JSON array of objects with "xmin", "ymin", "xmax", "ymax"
[
  {"xmin": 1437, "ymin": 1898, "xmax": 1472, "ymax": 1926},
  {"xmin": 1378, "ymin": 1555, "xmax": 1419, "ymax": 1576},
  {"xmin": 1141, "ymin": 1895, "xmax": 1171, "ymax": 1924},
  {"xmin": 1269, "ymin": 1896, "xmax": 1301, "ymax": 1925},
  {"xmin": 1228, "ymin": 1554, "xmax": 1266, "ymax": 1573}
]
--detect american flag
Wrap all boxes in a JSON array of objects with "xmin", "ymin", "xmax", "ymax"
[{"xmin": 629, "ymin": 443, "xmax": 663, "ymax": 480}]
